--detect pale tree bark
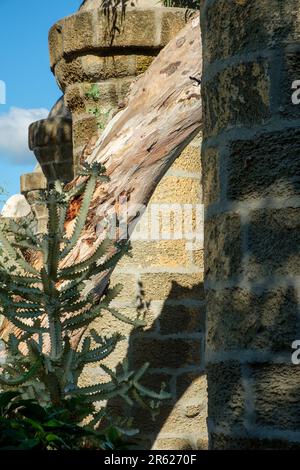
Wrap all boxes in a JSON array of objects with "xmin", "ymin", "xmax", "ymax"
[{"xmin": 0, "ymin": 14, "xmax": 202, "ymax": 348}]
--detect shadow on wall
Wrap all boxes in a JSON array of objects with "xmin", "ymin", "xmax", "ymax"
[{"xmin": 106, "ymin": 280, "xmax": 207, "ymax": 450}]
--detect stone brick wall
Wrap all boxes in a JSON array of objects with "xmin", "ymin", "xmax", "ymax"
[
  {"xmin": 200, "ymin": 0, "xmax": 300, "ymax": 449},
  {"xmin": 104, "ymin": 134, "xmax": 207, "ymax": 449},
  {"xmin": 23, "ymin": 5, "xmax": 207, "ymax": 449}
]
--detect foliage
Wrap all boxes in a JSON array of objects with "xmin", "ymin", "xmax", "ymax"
[
  {"xmin": 0, "ymin": 160, "xmax": 170, "ymax": 431},
  {"xmin": 86, "ymin": 84, "xmax": 112, "ymax": 130},
  {"xmin": 0, "ymin": 391, "xmax": 129, "ymax": 450},
  {"xmin": 85, "ymin": 84, "xmax": 101, "ymax": 101}
]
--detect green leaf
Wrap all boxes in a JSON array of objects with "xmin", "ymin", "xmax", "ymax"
[
  {"xmin": 18, "ymin": 438, "xmax": 40, "ymax": 450},
  {"xmin": 0, "ymin": 228, "xmax": 39, "ymax": 275},
  {"xmin": 45, "ymin": 433, "xmax": 61, "ymax": 442},
  {"xmin": 58, "ymin": 238, "xmax": 112, "ymax": 280},
  {"xmin": 0, "ymin": 391, "xmax": 21, "ymax": 411}
]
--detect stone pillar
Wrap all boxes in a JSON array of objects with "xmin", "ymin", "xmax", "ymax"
[
  {"xmin": 201, "ymin": 0, "xmax": 300, "ymax": 449},
  {"xmin": 49, "ymin": 6, "xmax": 207, "ymax": 449},
  {"xmin": 49, "ymin": 6, "xmax": 191, "ymax": 168},
  {"xmin": 22, "ymin": 98, "xmax": 73, "ymax": 233}
]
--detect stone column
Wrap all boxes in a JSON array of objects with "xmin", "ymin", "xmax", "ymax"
[
  {"xmin": 201, "ymin": 0, "xmax": 300, "ymax": 449},
  {"xmin": 49, "ymin": 6, "xmax": 207, "ymax": 449},
  {"xmin": 22, "ymin": 98, "xmax": 73, "ymax": 233}
]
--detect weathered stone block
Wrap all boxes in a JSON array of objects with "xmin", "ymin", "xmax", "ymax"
[
  {"xmin": 96, "ymin": 8, "xmax": 159, "ymax": 49},
  {"xmin": 160, "ymin": 8, "xmax": 190, "ymax": 45},
  {"xmin": 207, "ymin": 287, "xmax": 299, "ymax": 353},
  {"xmin": 172, "ymin": 144, "xmax": 201, "ymax": 173},
  {"xmin": 227, "ymin": 128, "xmax": 300, "ymax": 201},
  {"xmin": 205, "ymin": 212, "xmax": 242, "ymax": 281},
  {"xmin": 72, "ymin": 115, "xmax": 99, "ymax": 147},
  {"xmin": 34, "ymin": 144, "xmax": 73, "ymax": 165},
  {"xmin": 207, "ymin": 361, "xmax": 245, "ymax": 431},
  {"xmin": 81, "ymin": 55, "xmax": 136, "ymax": 80},
  {"xmin": 159, "ymin": 303, "xmax": 205, "ymax": 335},
  {"xmin": 202, "ymin": 147, "xmax": 220, "ymax": 205},
  {"xmin": 250, "ymin": 364, "xmax": 300, "ymax": 430},
  {"xmin": 117, "ymin": 240, "xmax": 191, "ymax": 269},
  {"xmin": 176, "ymin": 372, "xmax": 207, "ymax": 402},
  {"xmin": 135, "ymin": 54, "xmax": 156, "ymax": 74},
  {"xmin": 82, "ymin": 80, "xmax": 120, "ymax": 110},
  {"xmin": 202, "ymin": 60, "xmax": 270, "ymax": 137},
  {"xmin": 54, "ymin": 57, "xmax": 85, "ymax": 90},
  {"xmin": 49, "ymin": 22, "xmax": 63, "ymax": 69},
  {"xmin": 140, "ymin": 273, "xmax": 205, "ymax": 301},
  {"xmin": 64, "ymin": 85, "xmax": 86, "ymax": 114},
  {"xmin": 137, "ymin": 371, "xmax": 173, "ymax": 395},
  {"xmin": 52, "ymin": 160, "xmax": 75, "ymax": 183},
  {"xmin": 150, "ymin": 176, "xmax": 201, "ymax": 204},
  {"xmin": 20, "ymin": 172, "xmax": 47, "ymax": 194},
  {"xmin": 132, "ymin": 402, "xmax": 204, "ymax": 436},
  {"xmin": 203, "ymin": 0, "xmax": 300, "ymax": 64},
  {"xmin": 248, "ymin": 208, "xmax": 300, "ymax": 278},
  {"xmin": 130, "ymin": 337, "xmax": 201, "ymax": 369},
  {"xmin": 62, "ymin": 11, "xmax": 95, "ymax": 55},
  {"xmin": 191, "ymin": 249, "xmax": 204, "ymax": 267}
]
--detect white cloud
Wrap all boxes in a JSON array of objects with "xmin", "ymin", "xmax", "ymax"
[{"xmin": 0, "ymin": 107, "xmax": 49, "ymax": 165}]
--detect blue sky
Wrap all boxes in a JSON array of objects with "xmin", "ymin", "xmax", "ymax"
[{"xmin": 0, "ymin": 0, "xmax": 82, "ymax": 203}]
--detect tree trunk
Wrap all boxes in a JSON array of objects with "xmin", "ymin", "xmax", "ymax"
[{"xmin": 0, "ymin": 14, "xmax": 202, "ymax": 349}]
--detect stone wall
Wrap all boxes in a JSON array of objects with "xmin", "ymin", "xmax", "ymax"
[
  {"xmin": 23, "ymin": 4, "xmax": 207, "ymax": 449},
  {"xmin": 200, "ymin": 0, "xmax": 300, "ymax": 450}
]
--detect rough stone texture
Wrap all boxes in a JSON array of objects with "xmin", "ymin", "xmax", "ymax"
[
  {"xmin": 139, "ymin": 273, "xmax": 205, "ymax": 302},
  {"xmin": 49, "ymin": 8, "xmax": 187, "ymax": 69},
  {"xmin": 21, "ymin": 97, "xmax": 73, "ymax": 234},
  {"xmin": 201, "ymin": 147, "xmax": 219, "ymax": 205},
  {"xmin": 207, "ymin": 362, "xmax": 245, "ymax": 432},
  {"xmin": 159, "ymin": 303, "xmax": 205, "ymax": 335},
  {"xmin": 79, "ymin": 0, "xmax": 164, "ymax": 10},
  {"xmin": 41, "ymin": 5, "xmax": 206, "ymax": 450},
  {"xmin": 202, "ymin": 60, "xmax": 271, "ymax": 137},
  {"xmin": 20, "ymin": 171, "xmax": 47, "ymax": 194},
  {"xmin": 204, "ymin": 213, "xmax": 242, "ymax": 281},
  {"xmin": 203, "ymin": 0, "xmax": 300, "ymax": 64},
  {"xmin": 250, "ymin": 364, "xmax": 300, "ymax": 430},
  {"xmin": 248, "ymin": 208, "xmax": 300, "ymax": 279},
  {"xmin": 207, "ymin": 287, "xmax": 299, "ymax": 353},
  {"xmin": 201, "ymin": 0, "xmax": 300, "ymax": 449},
  {"xmin": 130, "ymin": 337, "xmax": 202, "ymax": 369},
  {"xmin": 227, "ymin": 129, "xmax": 300, "ymax": 201},
  {"xmin": 28, "ymin": 97, "xmax": 73, "ymax": 183}
]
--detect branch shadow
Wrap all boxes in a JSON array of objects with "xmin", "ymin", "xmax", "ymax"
[{"xmin": 105, "ymin": 280, "xmax": 207, "ymax": 449}]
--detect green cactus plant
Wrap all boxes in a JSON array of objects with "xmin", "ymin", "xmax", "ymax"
[{"xmin": 0, "ymin": 162, "xmax": 169, "ymax": 429}]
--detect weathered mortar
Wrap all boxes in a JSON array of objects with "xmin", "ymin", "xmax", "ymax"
[
  {"xmin": 24, "ymin": 3, "xmax": 207, "ymax": 449},
  {"xmin": 200, "ymin": 0, "xmax": 300, "ymax": 450}
]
